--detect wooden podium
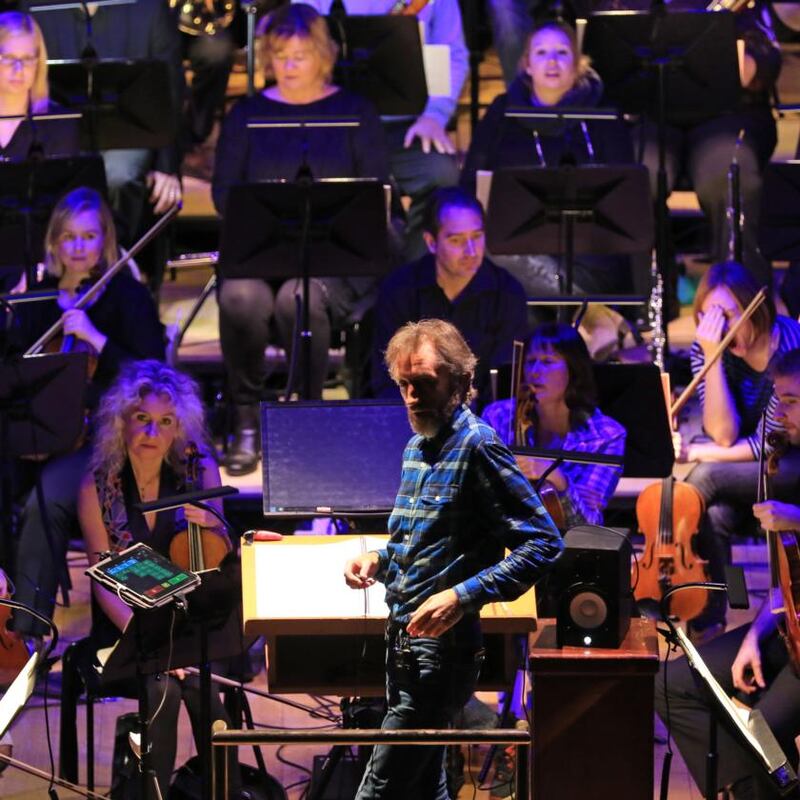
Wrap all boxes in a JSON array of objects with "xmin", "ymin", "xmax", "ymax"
[
  {"xmin": 528, "ymin": 618, "xmax": 659, "ymax": 800},
  {"xmin": 241, "ymin": 535, "xmax": 538, "ymax": 695}
]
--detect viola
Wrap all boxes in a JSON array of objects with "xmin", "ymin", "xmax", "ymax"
[
  {"xmin": 762, "ymin": 431, "xmax": 800, "ymax": 675},
  {"xmin": 510, "ymin": 340, "xmax": 567, "ymax": 531},
  {"xmin": 634, "ymin": 477, "xmax": 709, "ymax": 620},
  {"xmin": 168, "ymin": 442, "xmax": 229, "ymax": 572},
  {"xmin": 0, "ymin": 569, "xmax": 31, "ymax": 689}
]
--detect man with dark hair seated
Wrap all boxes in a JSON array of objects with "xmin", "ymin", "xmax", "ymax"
[{"xmin": 371, "ymin": 187, "xmax": 528, "ymax": 405}]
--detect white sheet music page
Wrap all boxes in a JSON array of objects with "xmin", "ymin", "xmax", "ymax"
[{"xmin": 254, "ymin": 536, "xmax": 388, "ymax": 620}]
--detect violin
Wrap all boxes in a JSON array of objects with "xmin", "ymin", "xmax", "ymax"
[
  {"xmin": 634, "ymin": 477, "xmax": 709, "ymax": 620},
  {"xmin": 0, "ymin": 569, "xmax": 31, "ymax": 689},
  {"xmin": 762, "ymin": 430, "xmax": 800, "ymax": 675},
  {"xmin": 168, "ymin": 442, "xmax": 229, "ymax": 572},
  {"xmin": 389, "ymin": 0, "xmax": 430, "ymax": 14}
]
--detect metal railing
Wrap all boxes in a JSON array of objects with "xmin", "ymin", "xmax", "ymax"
[{"xmin": 211, "ymin": 723, "xmax": 531, "ymax": 800}]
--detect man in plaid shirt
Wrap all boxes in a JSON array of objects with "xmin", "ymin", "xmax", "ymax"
[{"xmin": 344, "ymin": 319, "xmax": 563, "ymax": 799}]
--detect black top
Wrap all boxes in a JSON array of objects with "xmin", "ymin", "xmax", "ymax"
[
  {"xmin": 25, "ymin": 0, "xmax": 184, "ymax": 173},
  {"xmin": 0, "ymin": 103, "xmax": 81, "ymax": 161},
  {"xmin": 7, "ymin": 269, "xmax": 165, "ymax": 406},
  {"xmin": 212, "ymin": 88, "xmax": 391, "ymax": 214},
  {"xmin": 461, "ymin": 71, "xmax": 634, "ymax": 194},
  {"xmin": 371, "ymin": 254, "xmax": 528, "ymax": 403}
]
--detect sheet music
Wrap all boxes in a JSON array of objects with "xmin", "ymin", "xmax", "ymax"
[{"xmin": 254, "ymin": 536, "xmax": 388, "ymax": 620}]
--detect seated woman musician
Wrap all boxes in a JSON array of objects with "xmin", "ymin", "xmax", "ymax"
[
  {"xmin": 9, "ymin": 187, "xmax": 165, "ymax": 637},
  {"xmin": 460, "ymin": 19, "xmax": 635, "ymax": 300},
  {"xmin": 77, "ymin": 360, "xmax": 239, "ymax": 799},
  {"xmin": 678, "ymin": 260, "xmax": 800, "ymax": 639},
  {"xmin": 212, "ymin": 2, "xmax": 391, "ymax": 476},
  {"xmin": 482, "ymin": 322, "xmax": 626, "ymax": 530},
  {"xmin": 0, "ymin": 11, "xmax": 79, "ymax": 162}
]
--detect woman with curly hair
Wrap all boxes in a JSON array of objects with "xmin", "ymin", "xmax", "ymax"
[
  {"xmin": 482, "ymin": 322, "xmax": 626, "ymax": 529},
  {"xmin": 77, "ymin": 360, "xmax": 237, "ymax": 798}
]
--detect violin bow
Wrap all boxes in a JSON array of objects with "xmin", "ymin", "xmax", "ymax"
[
  {"xmin": 669, "ymin": 286, "xmax": 768, "ymax": 420},
  {"xmin": 24, "ymin": 204, "xmax": 181, "ymax": 356}
]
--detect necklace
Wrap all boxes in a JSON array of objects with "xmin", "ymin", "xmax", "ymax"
[{"xmin": 131, "ymin": 466, "xmax": 160, "ymax": 499}]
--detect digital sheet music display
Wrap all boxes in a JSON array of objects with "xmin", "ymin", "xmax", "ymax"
[{"xmin": 99, "ymin": 547, "xmax": 195, "ymax": 601}]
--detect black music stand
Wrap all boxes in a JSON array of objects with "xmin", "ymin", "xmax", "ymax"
[
  {"xmin": 0, "ymin": 352, "xmax": 88, "ymax": 604},
  {"xmin": 325, "ymin": 15, "xmax": 428, "ymax": 116},
  {"xmin": 758, "ymin": 161, "xmax": 800, "ymax": 261},
  {"xmin": 48, "ymin": 60, "xmax": 176, "ymax": 152},
  {"xmin": 0, "ymin": 155, "xmax": 107, "ymax": 288},
  {"xmin": 485, "ymin": 164, "xmax": 653, "ymax": 295},
  {"xmin": 583, "ymin": 10, "xmax": 740, "ymax": 355},
  {"xmin": 219, "ymin": 179, "xmax": 389, "ymax": 399}
]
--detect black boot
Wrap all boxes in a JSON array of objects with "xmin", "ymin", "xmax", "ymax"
[{"xmin": 225, "ymin": 404, "xmax": 260, "ymax": 476}]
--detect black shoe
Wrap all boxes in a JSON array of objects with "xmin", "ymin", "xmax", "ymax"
[{"xmin": 225, "ymin": 405, "xmax": 260, "ymax": 476}]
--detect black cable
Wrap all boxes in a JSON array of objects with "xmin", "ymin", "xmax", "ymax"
[{"xmin": 275, "ymin": 744, "xmax": 314, "ymax": 777}]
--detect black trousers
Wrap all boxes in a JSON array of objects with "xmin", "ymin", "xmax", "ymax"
[{"xmin": 654, "ymin": 624, "xmax": 800, "ymax": 799}]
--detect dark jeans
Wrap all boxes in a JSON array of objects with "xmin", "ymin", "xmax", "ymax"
[
  {"xmin": 355, "ymin": 620, "xmax": 484, "ymax": 800},
  {"xmin": 686, "ymin": 456, "xmax": 800, "ymax": 629},
  {"xmin": 638, "ymin": 108, "xmax": 777, "ymax": 286},
  {"xmin": 384, "ymin": 121, "xmax": 460, "ymax": 262},
  {"xmin": 12, "ymin": 447, "xmax": 90, "ymax": 636},
  {"xmin": 218, "ymin": 276, "xmax": 376, "ymax": 402},
  {"xmin": 654, "ymin": 624, "xmax": 800, "ymax": 799}
]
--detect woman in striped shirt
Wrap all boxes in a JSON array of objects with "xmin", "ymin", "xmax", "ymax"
[{"xmin": 679, "ymin": 261, "xmax": 800, "ymax": 640}]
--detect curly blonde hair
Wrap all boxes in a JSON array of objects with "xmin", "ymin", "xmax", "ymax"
[
  {"xmin": 0, "ymin": 12, "xmax": 49, "ymax": 113},
  {"xmin": 90, "ymin": 360, "xmax": 210, "ymax": 482}
]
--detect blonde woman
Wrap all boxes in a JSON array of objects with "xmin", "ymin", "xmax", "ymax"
[
  {"xmin": 0, "ymin": 11, "xmax": 79, "ymax": 158},
  {"xmin": 10, "ymin": 188, "xmax": 164, "ymax": 639},
  {"xmin": 212, "ymin": 2, "xmax": 390, "ymax": 473}
]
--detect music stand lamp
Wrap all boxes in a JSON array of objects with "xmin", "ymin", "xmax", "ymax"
[
  {"xmin": 325, "ymin": 14, "xmax": 428, "ymax": 116},
  {"xmin": 0, "ymin": 155, "xmax": 106, "ymax": 289},
  {"xmin": 583, "ymin": 9, "xmax": 740, "ymax": 356},
  {"xmin": 485, "ymin": 163, "xmax": 653, "ymax": 298},
  {"xmin": 219, "ymin": 149, "xmax": 389, "ymax": 398}
]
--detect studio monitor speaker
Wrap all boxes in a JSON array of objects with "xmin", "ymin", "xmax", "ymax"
[{"xmin": 553, "ymin": 525, "xmax": 632, "ymax": 649}]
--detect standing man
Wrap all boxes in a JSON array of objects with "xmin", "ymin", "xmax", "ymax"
[
  {"xmin": 655, "ymin": 347, "xmax": 800, "ymax": 800},
  {"xmin": 345, "ymin": 319, "xmax": 563, "ymax": 799},
  {"xmin": 296, "ymin": 0, "xmax": 468, "ymax": 259},
  {"xmin": 371, "ymin": 188, "xmax": 528, "ymax": 404}
]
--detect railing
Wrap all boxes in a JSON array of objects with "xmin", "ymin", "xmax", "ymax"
[{"xmin": 211, "ymin": 723, "xmax": 531, "ymax": 800}]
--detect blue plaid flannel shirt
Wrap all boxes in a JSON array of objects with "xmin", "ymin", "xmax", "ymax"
[
  {"xmin": 482, "ymin": 400, "xmax": 626, "ymax": 530},
  {"xmin": 374, "ymin": 405, "xmax": 563, "ymax": 625}
]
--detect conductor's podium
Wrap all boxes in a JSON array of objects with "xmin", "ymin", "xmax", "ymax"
[{"xmin": 241, "ymin": 535, "xmax": 537, "ymax": 695}]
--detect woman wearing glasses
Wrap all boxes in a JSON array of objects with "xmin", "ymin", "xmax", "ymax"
[{"xmin": 0, "ymin": 11, "xmax": 79, "ymax": 160}]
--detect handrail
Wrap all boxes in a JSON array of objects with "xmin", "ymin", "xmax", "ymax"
[{"xmin": 210, "ymin": 723, "xmax": 531, "ymax": 800}]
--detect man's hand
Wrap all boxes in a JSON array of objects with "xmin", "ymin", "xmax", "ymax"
[
  {"xmin": 403, "ymin": 115, "xmax": 455, "ymax": 155},
  {"xmin": 731, "ymin": 630, "xmax": 765, "ymax": 694},
  {"xmin": 406, "ymin": 589, "xmax": 463, "ymax": 638},
  {"xmin": 752, "ymin": 501, "xmax": 800, "ymax": 532},
  {"xmin": 344, "ymin": 551, "xmax": 380, "ymax": 589},
  {"xmin": 146, "ymin": 171, "xmax": 182, "ymax": 215}
]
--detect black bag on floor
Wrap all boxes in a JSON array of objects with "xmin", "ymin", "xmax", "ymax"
[{"xmin": 169, "ymin": 755, "xmax": 288, "ymax": 800}]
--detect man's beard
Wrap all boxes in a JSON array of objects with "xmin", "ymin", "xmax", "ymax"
[{"xmin": 407, "ymin": 394, "xmax": 461, "ymax": 438}]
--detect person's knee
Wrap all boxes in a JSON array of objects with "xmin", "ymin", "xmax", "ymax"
[
  {"xmin": 219, "ymin": 279, "xmax": 273, "ymax": 321},
  {"xmin": 275, "ymin": 280, "xmax": 328, "ymax": 325}
]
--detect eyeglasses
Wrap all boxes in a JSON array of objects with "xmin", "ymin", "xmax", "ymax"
[{"xmin": 0, "ymin": 54, "xmax": 38, "ymax": 69}]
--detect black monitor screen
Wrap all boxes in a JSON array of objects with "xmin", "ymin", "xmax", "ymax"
[{"xmin": 261, "ymin": 401, "xmax": 410, "ymax": 514}]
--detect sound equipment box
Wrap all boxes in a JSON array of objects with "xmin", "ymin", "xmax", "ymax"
[{"xmin": 549, "ymin": 525, "xmax": 633, "ymax": 649}]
